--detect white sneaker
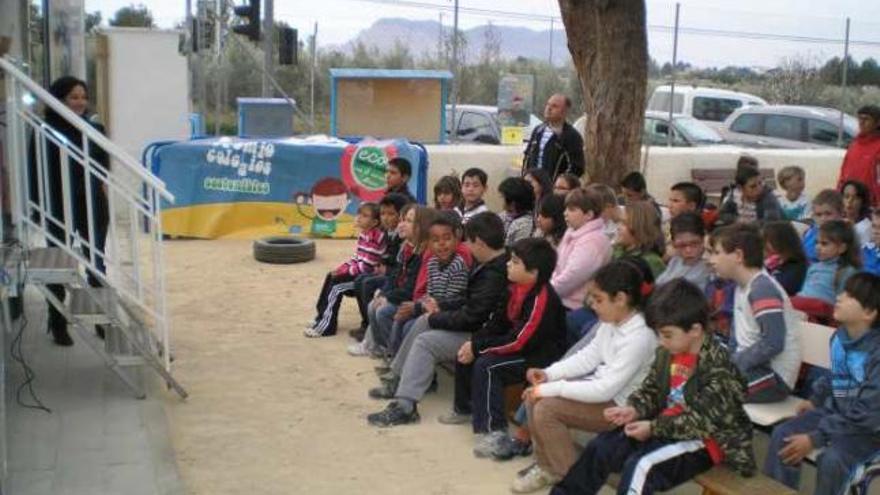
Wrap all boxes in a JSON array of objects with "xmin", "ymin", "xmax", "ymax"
[
  {"xmin": 303, "ymin": 327, "xmax": 323, "ymax": 338},
  {"xmin": 347, "ymin": 341, "xmax": 371, "ymax": 356},
  {"xmin": 473, "ymin": 430, "xmax": 506, "ymax": 458},
  {"xmin": 511, "ymin": 463, "xmax": 560, "ymax": 493}
]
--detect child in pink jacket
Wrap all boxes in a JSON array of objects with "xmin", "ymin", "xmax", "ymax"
[{"xmin": 551, "ymin": 188, "xmax": 612, "ymax": 344}]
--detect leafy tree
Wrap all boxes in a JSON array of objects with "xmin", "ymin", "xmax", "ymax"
[{"xmin": 109, "ymin": 4, "xmax": 155, "ymax": 28}]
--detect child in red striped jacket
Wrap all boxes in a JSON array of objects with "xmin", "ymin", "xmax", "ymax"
[{"xmin": 305, "ymin": 202, "xmax": 387, "ymax": 338}]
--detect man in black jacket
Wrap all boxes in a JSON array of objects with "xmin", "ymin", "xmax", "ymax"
[
  {"xmin": 522, "ymin": 94, "xmax": 585, "ymax": 180},
  {"xmin": 367, "ymin": 212, "xmax": 510, "ymax": 427}
]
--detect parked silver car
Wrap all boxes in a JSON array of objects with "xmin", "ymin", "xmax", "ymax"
[
  {"xmin": 574, "ymin": 111, "xmax": 725, "ymax": 147},
  {"xmin": 445, "ymin": 104, "xmax": 541, "ymax": 144},
  {"xmin": 719, "ymin": 105, "xmax": 858, "ymax": 149}
]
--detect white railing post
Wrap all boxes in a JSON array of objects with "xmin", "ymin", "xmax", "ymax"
[{"xmin": 1, "ymin": 55, "xmax": 176, "ymax": 366}]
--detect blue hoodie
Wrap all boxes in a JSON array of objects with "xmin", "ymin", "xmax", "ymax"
[{"xmin": 808, "ymin": 327, "xmax": 880, "ymax": 448}]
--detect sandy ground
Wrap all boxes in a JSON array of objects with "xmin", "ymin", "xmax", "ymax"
[{"xmin": 160, "ymin": 238, "xmax": 538, "ymax": 495}]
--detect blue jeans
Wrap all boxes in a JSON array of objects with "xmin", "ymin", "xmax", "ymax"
[
  {"xmin": 764, "ymin": 409, "xmax": 880, "ymax": 495},
  {"xmin": 369, "ymin": 302, "xmax": 398, "ymax": 351}
]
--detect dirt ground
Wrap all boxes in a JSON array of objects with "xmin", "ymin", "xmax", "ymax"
[{"xmin": 160, "ymin": 238, "xmax": 537, "ymax": 495}]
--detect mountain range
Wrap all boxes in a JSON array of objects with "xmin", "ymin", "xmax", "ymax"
[{"xmin": 328, "ymin": 18, "xmax": 571, "ymax": 65}]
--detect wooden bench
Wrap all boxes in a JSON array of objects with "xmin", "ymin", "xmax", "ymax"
[
  {"xmin": 742, "ymin": 318, "xmax": 834, "ymax": 427},
  {"xmin": 691, "ymin": 168, "xmax": 777, "ymax": 205},
  {"xmin": 607, "ymin": 466, "xmax": 797, "ymax": 495}
]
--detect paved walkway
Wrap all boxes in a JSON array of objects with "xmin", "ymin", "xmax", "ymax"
[{"xmin": 5, "ymin": 288, "xmax": 183, "ymax": 495}]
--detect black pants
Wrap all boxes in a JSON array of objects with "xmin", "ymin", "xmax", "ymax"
[
  {"xmin": 454, "ymin": 353, "xmax": 526, "ymax": 433},
  {"xmin": 46, "ymin": 188, "xmax": 109, "ymax": 328},
  {"xmin": 312, "ymin": 272, "xmax": 356, "ymax": 336},
  {"xmin": 354, "ymin": 273, "xmax": 386, "ymax": 329},
  {"xmin": 551, "ymin": 429, "xmax": 714, "ymax": 495}
]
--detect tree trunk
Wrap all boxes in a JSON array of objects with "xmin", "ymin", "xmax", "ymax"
[{"xmin": 558, "ymin": 0, "xmax": 648, "ymax": 186}]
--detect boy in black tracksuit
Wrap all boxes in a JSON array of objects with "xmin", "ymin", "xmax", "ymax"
[{"xmin": 454, "ymin": 237, "xmax": 567, "ymax": 457}]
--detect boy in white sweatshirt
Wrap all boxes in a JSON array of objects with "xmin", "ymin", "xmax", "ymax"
[{"xmin": 511, "ymin": 260, "xmax": 658, "ymax": 493}]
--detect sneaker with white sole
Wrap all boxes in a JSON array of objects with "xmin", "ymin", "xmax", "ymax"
[
  {"xmin": 347, "ymin": 341, "xmax": 371, "ymax": 356},
  {"xmin": 511, "ymin": 463, "xmax": 560, "ymax": 493},
  {"xmin": 473, "ymin": 430, "xmax": 506, "ymax": 458},
  {"xmin": 437, "ymin": 410, "xmax": 472, "ymax": 425},
  {"xmin": 303, "ymin": 326, "xmax": 324, "ymax": 338}
]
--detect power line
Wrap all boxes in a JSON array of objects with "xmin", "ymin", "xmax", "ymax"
[{"xmin": 278, "ymin": 0, "xmax": 880, "ymax": 49}]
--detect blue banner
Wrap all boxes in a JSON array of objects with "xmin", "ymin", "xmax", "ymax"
[{"xmin": 151, "ymin": 136, "xmax": 426, "ymax": 239}]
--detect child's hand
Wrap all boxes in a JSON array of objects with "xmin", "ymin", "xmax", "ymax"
[
  {"xmin": 779, "ymin": 434, "xmax": 814, "ymax": 465},
  {"xmin": 457, "ymin": 341, "xmax": 474, "ymax": 364},
  {"xmin": 395, "ymin": 302, "xmax": 415, "ymax": 321},
  {"xmin": 374, "ymin": 295, "xmax": 387, "ymax": 308},
  {"xmin": 795, "ymin": 400, "xmax": 815, "ymax": 416},
  {"xmin": 624, "ymin": 421, "xmax": 652, "ymax": 441},
  {"xmin": 522, "ymin": 386, "xmax": 542, "ymax": 404},
  {"xmin": 422, "ymin": 297, "xmax": 440, "ymax": 314},
  {"xmin": 526, "ymin": 368, "xmax": 548, "ymax": 385},
  {"xmin": 604, "ymin": 406, "xmax": 638, "ymax": 426}
]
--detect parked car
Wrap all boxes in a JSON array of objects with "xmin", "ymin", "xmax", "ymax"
[
  {"xmin": 647, "ymin": 85, "xmax": 767, "ymax": 125},
  {"xmin": 719, "ymin": 105, "xmax": 858, "ymax": 149},
  {"xmin": 573, "ymin": 111, "xmax": 726, "ymax": 147},
  {"xmin": 445, "ymin": 104, "xmax": 541, "ymax": 144}
]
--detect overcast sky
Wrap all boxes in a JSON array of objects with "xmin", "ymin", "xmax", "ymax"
[{"xmin": 85, "ymin": 0, "xmax": 880, "ymax": 67}]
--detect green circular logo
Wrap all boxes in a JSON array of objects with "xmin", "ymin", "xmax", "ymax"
[{"xmin": 352, "ymin": 146, "xmax": 388, "ymax": 190}]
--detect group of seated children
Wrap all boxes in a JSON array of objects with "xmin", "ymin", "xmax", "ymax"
[{"xmin": 306, "ymin": 155, "xmax": 880, "ymax": 495}]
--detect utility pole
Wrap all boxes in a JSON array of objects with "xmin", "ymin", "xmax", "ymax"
[
  {"xmin": 310, "ymin": 22, "xmax": 318, "ymax": 131},
  {"xmin": 262, "ymin": 0, "xmax": 274, "ymax": 97},
  {"xmin": 837, "ymin": 17, "xmax": 851, "ymax": 147},
  {"xmin": 667, "ymin": 2, "xmax": 680, "ymax": 147},
  {"xmin": 185, "ymin": 0, "xmax": 193, "ymax": 115},
  {"xmin": 437, "ymin": 13, "xmax": 443, "ymax": 61},
  {"xmin": 450, "ymin": 0, "xmax": 459, "ymax": 141},
  {"xmin": 548, "ymin": 18, "xmax": 554, "ymax": 66}
]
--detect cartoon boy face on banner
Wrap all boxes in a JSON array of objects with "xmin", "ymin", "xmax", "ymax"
[
  {"xmin": 295, "ymin": 177, "xmax": 350, "ymax": 237},
  {"xmin": 340, "ymin": 141, "xmax": 400, "ymax": 202}
]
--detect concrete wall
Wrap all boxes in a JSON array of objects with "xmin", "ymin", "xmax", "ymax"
[
  {"xmin": 104, "ymin": 28, "xmax": 189, "ymax": 163},
  {"xmin": 425, "ymin": 144, "xmax": 845, "ymax": 210}
]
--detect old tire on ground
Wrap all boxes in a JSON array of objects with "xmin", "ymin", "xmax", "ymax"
[{"xmin": 253, "ymin": 236, "xmax": 316, "ymax": 264}]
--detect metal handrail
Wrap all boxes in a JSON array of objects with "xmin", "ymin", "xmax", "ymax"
[
  {"xmin": 0, "ymin": 56, "xmax": 174, "ymax": 202},
  {"xmin": 2, "ymin": 56, "xmax": 175, "ymax": 371}
]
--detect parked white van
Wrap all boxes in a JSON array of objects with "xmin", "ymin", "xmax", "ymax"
[{"xmin": 647, "ymin": 85, "xmax": 767, "ymax": 125}]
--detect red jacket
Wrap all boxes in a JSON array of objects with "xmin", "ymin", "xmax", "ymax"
[{"xmin": 837, "ymin": 132, "xmax": 880, "ymax": 206}]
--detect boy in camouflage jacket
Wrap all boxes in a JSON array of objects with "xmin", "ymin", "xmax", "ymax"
[{"xmin": 551, "ymin": 279, "xmax": 755, "ymax": 495}]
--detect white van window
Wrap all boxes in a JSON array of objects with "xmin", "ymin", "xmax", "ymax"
[
  {"xmin": 731, "ymin": 114, "xmax": 763, "ymax": 135},
  {"xmin": 808, "ymin": 119, "xmax": 839, "ymax": 145},
  {"xmin": 764, "ymin": 115, "xmax": 802, "ymax": 141},
  {"xmin": 692, "ymin": 97, "xmax": 743, "ymax": 122},
  {"xmin": 647, "ymin": 92, "xmax": 684, "ymax": 113}
]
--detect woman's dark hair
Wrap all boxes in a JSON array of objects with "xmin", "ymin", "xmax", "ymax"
[
  {"xmin": 433, "ymin": 175, "xmax": 463, "ymax": 210},
  {"xmin": 645, "ymin": 278, "xmax": 710, "ymax": 333},
  {"xmin": 498, "ymin": 177, "xmax": 535, "ymax": 215},
  {"xmin": 670, "ymin": 211, "xmax": 705, "ymax": 239},
  {"xmin": 670, "ymin": 181, "xmax": 706, "ymax": 211},
  {"xmin": 592, "ymin": 258, "xmax": 651, "ymax": 310},
  {"xmin": 844, "ymin": 272, "xmax": 880, "ymax": 326},
  {"xmin": 46, "ymin": 76, "xmax": 88, "ymax": 122},
  {"xmin": 510, "ymin": 237, "xmax": 557, "ymax": 285},
  {"xmin": 762, "ymin": 221, "xmax": 807, "ymax": 264},
  {"xmin": 840, "ymin": 179, "xmax": 872, "ymax": 221},
  {"xmin": 819, "ymin": 219, "xmax": 861, "ymax": 270},
  {"xmin": 556, "ymin": 173, "xmax": 582, "ymax": 191},
  {"xmin": 537, "ymin": 194, "xmax": 566, "ymax": 245},
  {"xmin": 524, "ymin": 168, "xmax": 553, "ymax": 200},
  {"xmin": 621, "ymin": 171, "xmax": 647, "ymax": 194}
]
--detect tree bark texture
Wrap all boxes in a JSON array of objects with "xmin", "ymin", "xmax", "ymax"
[{"xmin": 558, "ymin": 0, "xmax": 648, "ymax": 186}]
